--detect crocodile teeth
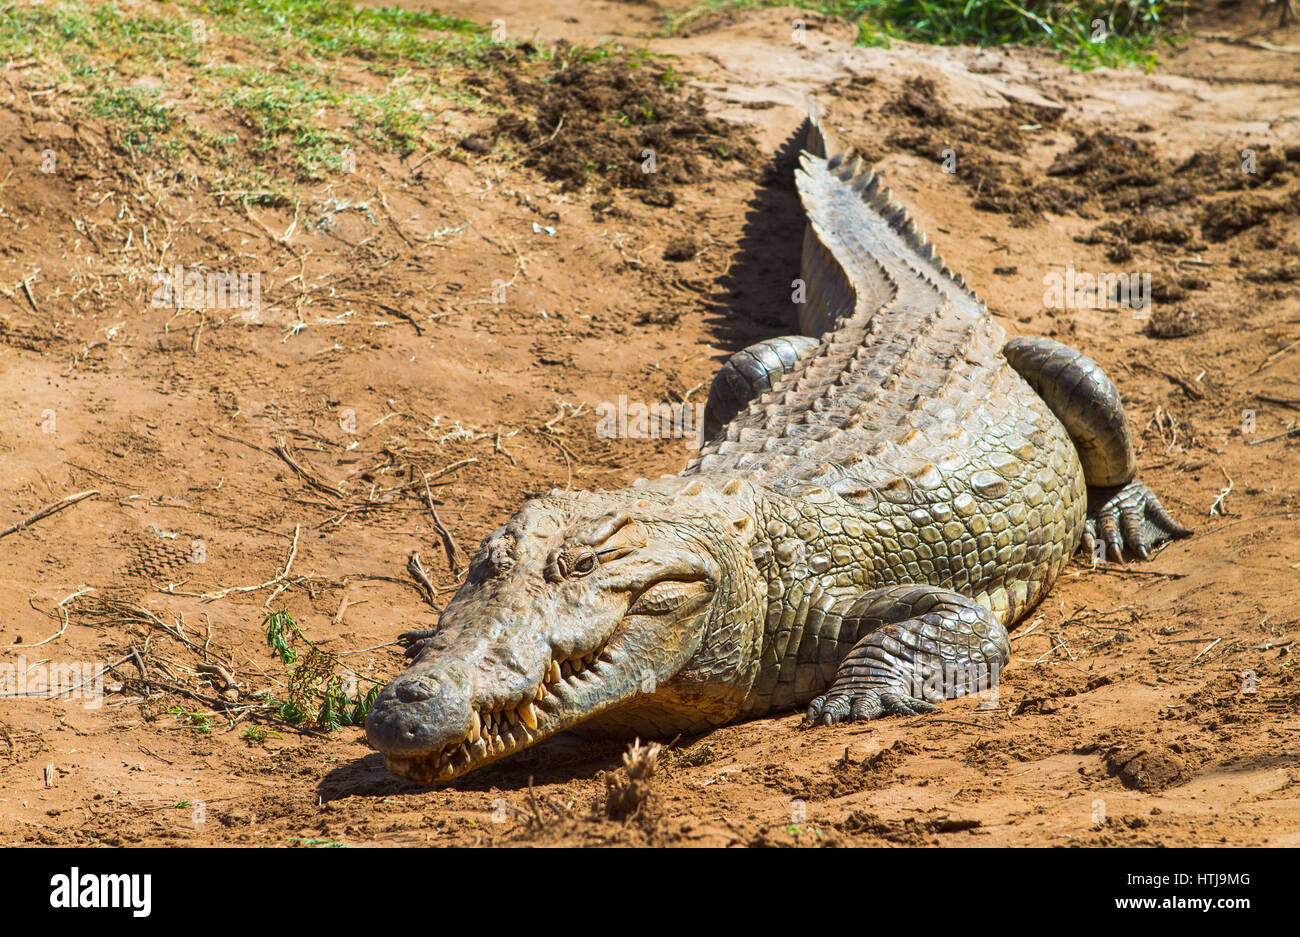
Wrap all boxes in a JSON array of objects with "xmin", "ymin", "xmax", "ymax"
[
  {"xmin": 535, "ymin": 683, "xmax": 546, "ymax": 701},
  {"xmin": 560, "ymin": 660, "xmax": 574, "ymax": 679},
  {"xmin": 505, "ymin": 707, "xmax": 520, "ymax": 726},
  {"xmin": 548, "ymin": 660, "xmax": 561, "ymax": 683},
  {"xmin": 519, "ymin": 701, "xmax": 538, "ymax": 729},
  {"xmin": 469, "ymin": 710, "xmax": 481, "ymax": 743},
  {"xmin": 571, "ymin": 656, "xmax": 585, "ymax": 674}
]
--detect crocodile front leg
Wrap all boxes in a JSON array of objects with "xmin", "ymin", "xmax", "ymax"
[
  {"xmin": 397, "ymin": 628, "xmax": 438, "ymax": 660},
  {"xmin": 704, "ymin": 335, "xmax": 819, "ymax": 440},
  {"xmin": 1003, "ymin": 335, "xmax": 1191, "ymax": 559},
  {"xmin": 805, "ymin": 585, "xmax": 1009, "ymax": 725}
]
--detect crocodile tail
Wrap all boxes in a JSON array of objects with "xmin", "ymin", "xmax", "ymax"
[
  {"xmin": 803, "ymin": 99, "xmax": 832, "ymax": 160},
  {"xmin": 796, "ymin": 105, "xmax": 985, "ymax": 335}
]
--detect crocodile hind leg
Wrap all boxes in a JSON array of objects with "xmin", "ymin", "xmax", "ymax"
[
  {"xmin": 1003, "ymin": 336, "xmax": 1191, "ymax": 560},
  {"xmin": 805, "ymin": 585, "xmax": 1009, "ymax": 725},
  {"xmin": 704, "ymin": 335, "xmax": 819, "ymax": 440}
]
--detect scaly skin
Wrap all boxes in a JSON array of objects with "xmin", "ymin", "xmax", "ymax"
[{"xmin": 365, "ymin": 115, "xmax": 1189, "ymax": 784}]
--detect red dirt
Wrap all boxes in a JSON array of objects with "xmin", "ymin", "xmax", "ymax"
[{"xmin": 2, "ymin": 2, "xmax": 1299, "ymax": 846}]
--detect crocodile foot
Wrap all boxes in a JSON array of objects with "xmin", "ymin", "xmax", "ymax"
[
  {"xmin": 806, "ymin": 689, "xmax": 937, "ymax": 725},
  {"xmin": 1082, "ymin": 479, "xmax": 1192, "ymax": 562},
  {"xmin": 397, "ymin": 628, "xmax": 438, "ymax": 660},
  {"xmin": 802, "ymin": 585, "xmax": 1010, "ymax": 728}
]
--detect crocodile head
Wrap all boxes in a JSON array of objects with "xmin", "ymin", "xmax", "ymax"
[{"xmin": 366, "ymin": 482, "xmax": 761, "ymax": 784}]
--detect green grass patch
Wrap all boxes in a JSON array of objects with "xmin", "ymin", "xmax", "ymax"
[
  {"xmin": 217, "ymin": 69, "xmax": 345, "ymax": 179},
  {"xmin": 88, "ymin": 87, "xmax": 180, "ymax": 153},
  {"xmin": 0, "ymin": 1, "xmax": 682, "ymax": 209},
  {"xmin": 0, "ymin": 1, "xmax": 521, "ymax": 201},
  {"xmin": 663, "ymin": 0, "xmax": 1184, "ymax": 69},
  {"xmin": 348, "ymin": 81, "xmax": 439, "ymax": 155},
  {"xmin": 0, "ymin": 0, "xmax": 493, "ymax": 73},
  {"xmin": 202, "ymin": 0, "xmax": 493, "ymax": 67},
  {"xmin": 0, "ymin": 3, "xmax": 204, "ymax": 72}
]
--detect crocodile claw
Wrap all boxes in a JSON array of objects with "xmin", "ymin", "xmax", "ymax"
[
  {"xmin": 805, "ymin": 689, "xmax": 939, "ymax": 726},
  {"xmin": 397, "ymin": 628, "xmax": 438, "ymax": 660},
  {"xmin": 1081, "ymin": 479, "xmax": 1191, "ymax": 563}
]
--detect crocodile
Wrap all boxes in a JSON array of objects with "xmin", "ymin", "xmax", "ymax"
[{"xmin": 365, "ymin": 112, "xmax": 1190, "ymax": 784}]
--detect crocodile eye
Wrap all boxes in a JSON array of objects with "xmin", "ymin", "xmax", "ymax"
[{"xmin": 570, "ymin": 552, "xmax": 597, "ymax": 577}]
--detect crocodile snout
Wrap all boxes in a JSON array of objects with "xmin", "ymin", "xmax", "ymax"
[{"xmin": 365, "ymin": 665, "xmax": 472, "ymax": 756}]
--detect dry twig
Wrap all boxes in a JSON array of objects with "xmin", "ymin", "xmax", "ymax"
[
  {"xmin": 418, "ymin": 472, "xmax": 466, "ymax": 575},
  {"xmin": 0, "ymin": 490, "xmax": 98, "ymax": 540},
  {"xmin": 406, "ymin": 552, "xmax": 438, "ymax": 607}
]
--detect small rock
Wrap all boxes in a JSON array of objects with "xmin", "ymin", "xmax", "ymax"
[
  {"xmin": 459, "ymin": 134, "xmax": 492, "ymax": 154},
  {"xmin": 664, "ymin": 235, "xmax": 697, "ymax": 262}
]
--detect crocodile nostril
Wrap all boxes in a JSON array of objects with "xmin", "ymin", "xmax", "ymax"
[{"xmin": 396, "ymin": 677, "xmax": 438, "ymax": 703}]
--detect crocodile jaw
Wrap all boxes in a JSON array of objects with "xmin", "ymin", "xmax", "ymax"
[
  {"xmin": 375, "ymin": 595, "xmax": 716, "ymax": 784},
  {"xmin": 380, "ymin": 643, "xmax": 642, "ymax": 784}
]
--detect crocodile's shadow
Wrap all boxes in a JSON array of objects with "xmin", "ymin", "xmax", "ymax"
[
  {"xmin": 322, "ymin": 734, "xmax": 706, "ymax": 800},
  {"xmin": 698, "ymin": 120, "xmax": 811, "ymax": 359}
]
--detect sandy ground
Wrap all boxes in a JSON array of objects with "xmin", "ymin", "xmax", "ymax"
[{"xmin": 2, "ymin": 1, "xmax": 1299, "ymax": 846}]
